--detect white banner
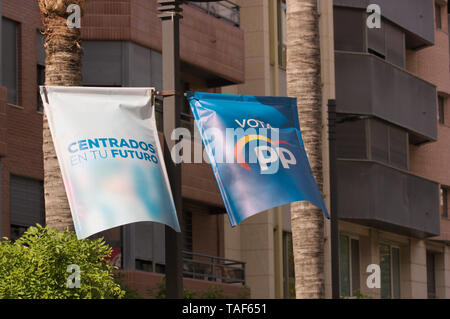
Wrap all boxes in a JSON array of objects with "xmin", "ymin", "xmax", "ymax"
[{"xmin": 40, "ymin": 86, "xmax": 180, "ymax": 239}]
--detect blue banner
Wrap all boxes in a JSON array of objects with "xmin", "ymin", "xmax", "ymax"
[{"xmin": 187, "ymin": 91, "xmax": 329, "ymax": 227}]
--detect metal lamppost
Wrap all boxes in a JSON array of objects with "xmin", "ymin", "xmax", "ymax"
[
  {"xmin": 157, "ymin": 0, "xmax": 183, "ymax": 300},
  {"xmin": 157, "ymin": 0, "xmax": 220, "ymax": 299},
  {"xmin": 328, "ymin": 99, "xmax": 340, "ymax": 299}
]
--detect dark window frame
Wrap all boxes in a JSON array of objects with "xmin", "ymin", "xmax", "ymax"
[
  {"xmin": 438, "ymin": 95, "xmax": 446, "ymax": 125},
  {"xmin": 441, "ymin": 186, "xmax": 449, "ymax": 218},
  {"xmin": 282, "ymin": 231, "xmax": 295, "ymax": 298},
  {"xmin": 37, "ymin": 64, "xmax": 45, "ymax": 112},
  {"xmin": 182, "ymin": 210, "xmax": 193, "ymax": 252},
  {"xmin": 37, "ymin": 31, "xmax": 46, "ymax": 113},
  {"xmin": 10, "ymin": 224, "xmax": 28, "ymax": 241},
  {"xmin": 9, "ymin": 174, "xmax": 45, "ymax": 241},
  {"xmin": 426, "ymin": 251, "xmax": 437, "ymax": 299},
  {"xmin": 339, "ymin": 234, "xmax": 361, "ymax": 297},
  {"xmin": 337, "ymin": 118, "xmax": 409, "ymax": 170},
  {"xmin": 435, "ymin": 3, "xmax": 442, "ymax": 29},
  {"xmin": 379, "ymin": 243, "xmax": 401, "ymax": 299}
]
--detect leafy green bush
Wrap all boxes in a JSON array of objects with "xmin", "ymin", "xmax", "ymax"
[
  {"xmin": 199, "ymin": 285, "xmax": 225, "ymax": 299},
  {"xmin": 150, "ymin": 277, "xmax": 235, "ymax": 299},
  {"xmin": 237, "ymin": 285, "xmax": 251, "ymax": 299},
  {"xmin": 352, "ymin": 289, "xmax": 373, "ymax": 299},
  {"xmin": 0, "ymin": 225, "xmax": 125, "ymax": 299}
]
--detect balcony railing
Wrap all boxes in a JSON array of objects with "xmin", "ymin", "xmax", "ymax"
[
  {"xmin": 155, "ymin": 98, "xmax": 195, "ymax": 134},
  {"xmin": 182, "ymin": 251, "xmax": 246, "ymax": 285},
  {"xmin": 334, "ymin": 0, "xmax": 434, "ymax": 48},
  {"xmin": 188, "ymin": 1, "xmax": 240, "ymax": 27}
]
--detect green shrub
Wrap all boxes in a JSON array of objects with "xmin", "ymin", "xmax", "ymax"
[
  {"xmin": 0, "ymin": 225, "xmax": 125, "ymax": 299},
  {"xmin": 199, "ymin": 285, "xmax": 225, "ymax": 299},
  {"xmin": 352, "ymin": 289, "xmax": 373, "ymax": 299},
  {"xmin": 150, "ymin": 277, "xmax": 231, "ymax": 299},
  {"xmin": 237, "ymin": 285, "xmax": 251, "ymax": 299}
]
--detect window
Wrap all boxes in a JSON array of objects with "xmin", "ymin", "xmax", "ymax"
[
  {"xmin": 370, "ymin": 120, "xmax": 408, "ymax": 170},
  {"xmin": 135, "ymin": 259, "xmax": 153, "ymax": 272},
  {"xmin": 389, "ymin": 126, "xmax": 408, "ymax": 169},
  {"xmin": 37, "ymin": 65, "xmax": 45, "ymax": 112},
  {"xmin": 367, "ymin": 19, "xmax": 386, "ymax": 60},
  {"xmin": 135, "ymin": 259, "xmax": 165, "ymax": 274},
  {"xmin": 427, "ymin": 251, "xmax": 436, "ymax": 298},
  {"xmin": 336, "ymin": 118, "xmax": 367, "ymax": 159},
  {"xmin": 333, "ymin": 7, "xmax": 366, "ymax": 53},
  {"xmin": 10, "ymin": 225, "xmax": 28, "ymax": 241},
  {"xmin": 441, "ymin": 186, "xmax": 449, "ymax": 218},
  {"xmin": 277, "ymin": 0, "xmax": 287, "ymax": 68},
  {"xmin": 370, "ymin": 120, "xmax": 389, "ymax": 163},
  {"xmin": 379, "ymin": 244, "xmax": 400, "ymax": 299},
  {"xmin": 282, "ymin": 232, "xmax": 295, "ymax": 298},
  {"xmin": 182, "ymin": 210, "xmax": 193, "ymax": 252},
  {"xmin": 435, "ymin": 4, "xmax": 442, "ymax": 29},
  {"xmin": 2, "ymin": 18, "xmax": 19, "ymax": 105},
  {"xmin": 339, "ymin": 235, "xmax": 360, "ymax": 297},
  {"xmin": 9, "ymin": 175, "xmax": 44, "ymax": 241},
  {"xmin": 438, "ymin": 96, "xmax": 446, "ymax": 125},
  {"xmin": 37, "ymin": 31, "xmax": 46, "ymax": 112}
]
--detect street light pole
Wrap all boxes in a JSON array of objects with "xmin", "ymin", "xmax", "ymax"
[
  {"xmin": 158, "ymin": 0, "xmax": 222, "ymax": 299},
  {"xmin": 328, "ymin": 99, "xmax": 340, "ymax": 299},
  {"xmin": 158, "ymin": 0, "xmax": 184, "ymax": 299}
]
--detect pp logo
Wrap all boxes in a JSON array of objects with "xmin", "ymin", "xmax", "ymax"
[
  {"xmin": 234, "ymin": 135, "xmax": 297, "ymax": 175},
  {"xmin": 67, "ymin": 264, "xmax": 81, "ymax": 289}
]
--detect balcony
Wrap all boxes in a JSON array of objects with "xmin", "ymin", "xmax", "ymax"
[
  {"xmin": 188, "ymin": 1, "xmax": 240, "ymax": 27},
  {"xmin": 182, "ymin": 251, "xmax": 246, "ymax": 285},
  {"xmin": 336, "ymin": 160, "xmax": 440, "ymax": 238},
  {"xmin": 334, "ymin": 0, "xmax": 434, "ymax": 49},
  {"xmin": 82, "ymin": 0, "xmax": 245, "ymax": 86},
  {"xmin": 335, "ymin": 52, "xmax": 437, "ymax": 143}
]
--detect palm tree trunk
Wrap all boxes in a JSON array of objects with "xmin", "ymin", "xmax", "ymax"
[
  {"xmin": 39, "ymin": 0, "xmax": 84, "ymax": 231},
  {"xmin": 286, "ymin": 0, "xmax": 325, "ymax": 298}
]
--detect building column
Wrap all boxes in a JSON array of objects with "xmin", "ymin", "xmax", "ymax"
[
  {"xmin": 235, "ymin": 0, "xmax": 271, "ymax": 96},
  {"xmin": 122, "ymin": 224, "xmax": 136, "ymax": 270},
  {"xmin": 240, "ymin": 212, "xmax": 276, "ymax": 299},
  {"xmin": 436, "ymin": 245, "xmax": 450, "ymax": 298},
  {"xmin": 403, "ymin": 239, "xmax": 427, "ymax": 298}
]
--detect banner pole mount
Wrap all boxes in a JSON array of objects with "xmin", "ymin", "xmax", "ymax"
[
  {"xmin": 155, "ymin": 90, "xmax": 186, "ymax": 98},
  {"xmin": 42, "ymin": 86, "xmax": 49, "ymax": 104}
]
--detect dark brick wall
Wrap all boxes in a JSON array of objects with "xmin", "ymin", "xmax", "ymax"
[{"xmin": 1, "ymin": 1, "xmax": 43, "ymax": 236}]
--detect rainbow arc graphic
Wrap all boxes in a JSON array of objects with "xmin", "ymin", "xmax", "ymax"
[{"xmin": 233, "ymin": 134, "xmax": 290, "ymax": 170}]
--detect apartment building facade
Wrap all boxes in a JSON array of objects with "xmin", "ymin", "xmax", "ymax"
[
  {"xmin": 228, "ymin": 0, "xmax": 450, "ymax": 299},
  {"xmin": 0, "ymin": 0, "xmax": 300, "ymax": 299},
  {"xmin": 1, "ymin": 0, "xmax": 449, "ymax": 300},
  {"xmin": 0, "ymin": 0, "xmax": 252, "ymax": 298},
  {"xmin": 332, "ymin": 0, "xmax": 450, "ymax": 298}
]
